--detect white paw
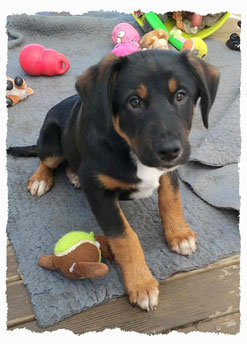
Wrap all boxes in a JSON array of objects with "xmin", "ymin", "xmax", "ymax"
[
  {"xmin": 66, "ymin": 166, "xmax": 81, "ymax": 188},
  {"xmin": 27, "ymin": 180, "xmax": 51, "ymax": 197},
  {"xmin": 136, "ymin": 287, "xmax": 159, "ymax": 311},
  {"xmin": 172, "ymin": 237, "xmax": 197, "ymax": 256},
  {"xmin": 129, "ymin": 284, "xmax": 159, "ymax": 311}
]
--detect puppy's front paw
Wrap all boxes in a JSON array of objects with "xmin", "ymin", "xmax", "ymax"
[
  {"xmin": 166, "ymin": 227, "xmax": 197, "ymax": 256},
  {"xmin": 171, "ymin": 237, "xmax": 197, "ymax": 255},
  {"xmin": 27, "ymin": 161, "xmax": 54, "ymax": 197},
  {"xmin": 127, "ymin": 275, "xmax": 159, "ymax": 311},
  {"xmin": 27, "ymin": 178, "xmax": 53, "ymax": 197}
]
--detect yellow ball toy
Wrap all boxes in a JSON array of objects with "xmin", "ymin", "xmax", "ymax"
[{"xmin": 182, "ymin": 37, "xmax": 208, "ymax": 59}]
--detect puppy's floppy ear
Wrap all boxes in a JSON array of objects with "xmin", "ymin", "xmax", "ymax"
[
  {"xmin": 75, "ymin": 53, "xmax": 124, "ymax": 129},
  {"xmin": 183, "ymin": 51, "xmax": 219, "ymax": 129}
]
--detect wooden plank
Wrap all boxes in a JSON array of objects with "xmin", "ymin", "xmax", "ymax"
[
  {"xmin": 166, "ymin": 254, "xmax": 239, "ymax": 281},
  {"xmin": 196, "ymin": 312, "xmax": 240, "ymax": 334},
  {"xmin": 7, "ymin": 280, "xmax": 35, "ymax": 326},
  {"xmin": 175, "ymin": 312, "xmax": 240, "ymax": 334},
  {"xmin": 7, "ymin": 254, "xmax": 239, "ymax": 326},
  {"xmin": 7, "ymin": 245, "xmax": 21, "ymax": 283},
  {"xmin": 7, "ymin": 259, "xmax": 240, "ymax": 334}
]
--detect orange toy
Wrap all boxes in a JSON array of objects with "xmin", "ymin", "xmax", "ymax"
[{"xmin": 172, "ymin": 11, "xmax": 185, "ymax": 31}]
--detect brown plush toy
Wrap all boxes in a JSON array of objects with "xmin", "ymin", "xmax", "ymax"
[
  {"xmin": 140, "ymin": 29, "xmax": 170, "ymax": 50},
  {"xmin": 172, "ymin": 11, "xmax": 185, "ymax": 31},
  {"xmin": 38, "ymin": 231, "xmax": 114, "ymax": 279},
  {"xmin": 6, "ymin": 75, "xmax": 34, "ymax": 107}
]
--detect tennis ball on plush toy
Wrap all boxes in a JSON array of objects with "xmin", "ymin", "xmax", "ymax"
[{"xmin": 38, "ymin": 231, "xmax": 114, "ymax": 279}]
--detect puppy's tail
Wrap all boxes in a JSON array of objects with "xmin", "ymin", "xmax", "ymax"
[{"xmin": 7, "ymin": 145, "xmax": 38, "ymax": 157}]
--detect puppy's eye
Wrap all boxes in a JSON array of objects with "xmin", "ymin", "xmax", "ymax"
[
  {"xmin": 176, "ymin": 91, "xmax": 187, "ymax": 102},
  {"xmin": 129, "ymin": 96, "xmax": 141, "ymax": 109}
]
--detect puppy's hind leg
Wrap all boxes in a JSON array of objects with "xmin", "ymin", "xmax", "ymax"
[
  {"xmin": 27, "ymin": 156, "xmax": 62, "ymax": 197},
  {"xmin": 66, "ymin": 165, "xmax": 81, "ymax": 189}
]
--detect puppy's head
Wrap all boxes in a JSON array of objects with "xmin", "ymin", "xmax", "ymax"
[{"xmin": 76, "ymin": 50, "xmax": 219, "ymax": 169}]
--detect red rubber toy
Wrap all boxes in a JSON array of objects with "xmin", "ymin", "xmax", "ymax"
[{"xmin": 19, "ymin": 44, "xmax": 70, "ymax": 76}]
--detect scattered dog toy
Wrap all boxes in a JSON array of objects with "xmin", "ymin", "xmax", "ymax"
[
  {"xmin": 112, "ymin": 42, "xmax": 140, "ymax": 56},
  {"xmin": 132, "ymin": 11, "xmax": 231, "ymax": 46},
  {"xmin": 226, "ymin": 20, "xmax": 241, "ymax": 52},
  {"xmin": 19, "ymin": 44, "xmax": 70, "ymax": 76},
  {"xmin": 168, "ymin": 28, "xmax": 207, "ymax": 58},
  {"xmin": 140, "ymin": 29, "xmax": 170, "ymax": 50},
  {"xmin": 172, "ymin": 11, "xmax": 185, "ymax": 31},
  {"xmin": 6, "ymin": 75, "xmax": 34, "ymax": 107},
  {"xmin": 173, "ymin": 12, "xmax": 202, "ymax": 34},
  {"xmin": 111, "ymin": 23, "xmax": 141, "ymax": 56},
  {"xmin": 38, "ymin": 231, "xmax": 114, "ymax": 279},
  {"xmin": 183, "ymin": 37, "xmax": 208, "ymax": 58},
  {"xmin": 226, "ymin": 33, "xmax": 240, "ymax": 51}
]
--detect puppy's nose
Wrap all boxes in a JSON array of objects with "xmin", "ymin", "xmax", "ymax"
[{"xmin": 156, "ymin": 139, "xmax": 182, "ymax": 162}]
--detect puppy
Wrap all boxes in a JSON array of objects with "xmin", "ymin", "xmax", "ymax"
[{"xmin": 7, "ymin": 49, "xmax": 219, "ymax": 311}]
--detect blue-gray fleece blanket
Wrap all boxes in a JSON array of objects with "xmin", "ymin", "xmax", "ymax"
[{"xmin": 7, "ymin": 12, "xmax": 240, "ymax": 327}]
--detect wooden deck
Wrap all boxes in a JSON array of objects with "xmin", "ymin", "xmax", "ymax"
[
  {"xmin": 7, "ymin": 243, "xmax": 240, "ymax": 334},
  {"xmin": 6, "ymin": 15, "xmax": 241, "ymax": 335}
]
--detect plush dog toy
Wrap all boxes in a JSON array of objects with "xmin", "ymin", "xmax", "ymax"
[
  {"xmin": 140, "ymin": 29, "xmax": 170, "ymax": 50},
  {"xmin": 112, "ymin": 22, "xmax": 140, "ymax": 45},
  {"xmin": 112, "ymin": 41, "xmax": 140, "ymax": 56},
  {"xmin": 6, "ymin": 75, "xmax": 34, "ymax": 107},
  {"xmin": 111, "ymin": 22, "xmax": 141, "ymax": 56},
  {"xmin": 38, "ymin": 231, "xmax": 114, "ymax": 279}
]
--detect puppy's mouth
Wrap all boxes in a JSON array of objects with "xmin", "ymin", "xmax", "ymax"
[
  {"xmin": 140, "ymin": 155, "xmax": 182, "ymax": 170},
  {"xmin": 133, "ymin": 144, "xmax": 190, "ymax": 170}
]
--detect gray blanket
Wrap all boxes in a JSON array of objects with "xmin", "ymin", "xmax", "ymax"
[{"xmin": 7, "ymin": 12, "xmax": 240, "ymax": 328}]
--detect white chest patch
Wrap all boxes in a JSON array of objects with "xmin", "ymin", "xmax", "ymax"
[{"xmin": 130, "ymin": 159, "xmax": 179, "ymax": 200}]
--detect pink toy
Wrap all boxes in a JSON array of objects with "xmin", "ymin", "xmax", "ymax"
[
  {"xmin": 112, "ymin": 23, "xmax": 140, "ymax": 45},
  {"xmin": 112, "ymin": 42, "xmax": 140, "ymax": 57},
  {"xmin": 111, "ymin": 23, "xmax": 141, "ymax": 57},
  {"xmin": 191, "ymin": 13, "xmax": 203, "ymax": 28},
  {"xmin": 19, "ymin": 44, "xmax": 70, "ymax": 76}
]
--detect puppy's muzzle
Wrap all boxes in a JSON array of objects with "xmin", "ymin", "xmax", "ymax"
[{"xmin": 155, "ymin": 137, "xmax": 182, "ymax": 163}]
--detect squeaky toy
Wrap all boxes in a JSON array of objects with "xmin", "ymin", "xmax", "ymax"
[{"xmin": 38, "ymin": 231, "xmax": 114, "ymax": 279}]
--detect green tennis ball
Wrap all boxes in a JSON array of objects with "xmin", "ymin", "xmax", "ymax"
[{"xmin": 54, "ymin": 231, "xmax": 97, "ymax": 256}]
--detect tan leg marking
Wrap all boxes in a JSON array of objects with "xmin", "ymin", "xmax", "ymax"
[
  {"xmin": 108, "ymin": 204, "xmax": 159, "ymax": 311},
  {"xmin": 27, "ymin": 156, "xmax": 62, "ymax": 197},
  {"xmin": 43, "ymin": 156, "xmax": 62, "ymax": 169},
  {"xmin": 158, "ymin": 174, "xmax": 197, "ymax": 255}
]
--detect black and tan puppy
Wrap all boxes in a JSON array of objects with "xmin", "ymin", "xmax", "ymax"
[{"xmin": 7, "ymin": 49, "xmax": 219, "ymax": 311}]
